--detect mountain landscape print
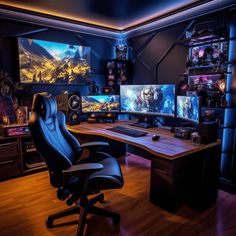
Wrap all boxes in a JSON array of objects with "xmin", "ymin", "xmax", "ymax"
[{"xmin": 18, "ymin": 38, "xmax": 91, "ymax": 84}]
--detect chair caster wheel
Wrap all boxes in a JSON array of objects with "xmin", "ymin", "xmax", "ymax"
[
  {"xmin": 46, "ymin": 218, "xmax": 53, "ymax": 228},
  {"xmin": 113, "ymin": 214, "xmax": 120, "ymax": 225},
  {"xmin": 99, "ymin": 194, "xmax": 104, "ymax": 203}
]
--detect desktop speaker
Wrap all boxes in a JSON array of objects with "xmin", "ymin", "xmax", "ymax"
[
  {"xmin": 56, "ymin": 93, "xmax": 82, "ymax": 125},
  {"xmin": 198, "ymin": 121, "xmax": 218, "ymax": 144}
]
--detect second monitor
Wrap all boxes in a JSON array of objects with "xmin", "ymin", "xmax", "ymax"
[
  {"xmin": 82, "ymin": 95, "xmax": 120, "ymax": 113},
  {"xmin": 176, "ymin": 95, "xmax": 201, "ymax": 124},
  {"xmin": 120, "ymin": 84, "xmax": 176, "ymax": 116}
]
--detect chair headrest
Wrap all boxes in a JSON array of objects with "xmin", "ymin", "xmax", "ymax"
[{"xmin": 32, "ymin": 93, "xmax": 57, "ymax": 120}]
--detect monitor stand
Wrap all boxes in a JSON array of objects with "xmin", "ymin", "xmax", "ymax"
[
  {"xmin": 87, "ymin": 113, "xmax": 116, "ymax": 123},
  {"xmin": 130, "ymin": 122, "xmax": 153, "ymax": 129},
  {"xmin": 129, "ymin": 115, "xmax": 157, "ymax": 129}
]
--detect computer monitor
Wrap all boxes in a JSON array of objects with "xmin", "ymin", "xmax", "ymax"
[
  {"xmin": 120, "ymin": 84, "xmax": 176, "ymax": 116},
  {"xmin": 82, "ymin": 95, "xmax": 120, "ymax": 113},
  {"xmin": 176, "ymin": 96, "xmax": 201, "ymax": 123}
]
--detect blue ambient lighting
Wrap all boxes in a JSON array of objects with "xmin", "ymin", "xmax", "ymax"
[{"xmin": 221, "ymin": 22, "xmax": 236, "ymax": 175}]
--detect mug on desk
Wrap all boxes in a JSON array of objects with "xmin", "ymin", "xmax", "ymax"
[{"xmin": 191, "ymin": 132, "xmax": 201, "ymax": 145}]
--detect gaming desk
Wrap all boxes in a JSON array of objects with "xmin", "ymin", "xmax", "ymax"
[{"xmin": 68, "ymin": 121, "xmax": 221, "ymax": 211}]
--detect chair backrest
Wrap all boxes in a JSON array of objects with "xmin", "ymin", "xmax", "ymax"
[{"xmin": 29, "ymin": 93, "xmax": 82, "ymax": 180}]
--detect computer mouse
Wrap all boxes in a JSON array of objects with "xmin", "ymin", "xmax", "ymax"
[{"xmin": 152, "ymin": 134, "xmax": 160, "ymax": 141}]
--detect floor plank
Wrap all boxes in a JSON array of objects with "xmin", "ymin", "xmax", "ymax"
[{"xmin": 0, "ymin": 154, "xmax": 236, "ymax": 236}]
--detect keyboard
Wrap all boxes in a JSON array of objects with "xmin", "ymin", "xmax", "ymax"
[{"xmin": 107, "ymin": 126, "xmax": 148, "ymax": 137}]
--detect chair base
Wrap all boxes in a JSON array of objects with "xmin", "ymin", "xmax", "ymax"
[{"xmin": 46, "ymin": 193, "xmax": 120, "ymax": 236}]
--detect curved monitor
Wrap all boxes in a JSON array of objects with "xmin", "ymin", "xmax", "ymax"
[
  {"xmin": 176, "ymin": 96, "xmax": 201, "ymax": 123},
  {"xmin": 120, "ymin": 84, "xmax": 176, "ymax": 116},
  {"xmin": 82, "ymin": 95, "xmax": 120, "ymax": 113}
]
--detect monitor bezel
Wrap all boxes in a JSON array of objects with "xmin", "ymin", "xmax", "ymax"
[
  {"xmin": 176, "ymin": 95, "xmax": 201, "ymax": 124},
  {"xmin": 119, "ymin": 84, "xmax": 176, "ymax": 117},
  {"xmin": 81, "ymin": 95, "xmax": 120, "ymax": 113}
]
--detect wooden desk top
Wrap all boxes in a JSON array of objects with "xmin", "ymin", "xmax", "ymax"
[{"xmin": 67, "ymin": 121, "xmax": 221, "ymax": 160}]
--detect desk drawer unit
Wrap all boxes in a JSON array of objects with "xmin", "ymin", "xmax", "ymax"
[
  {"xmin": 150, "ymin": 158, "xmax": 179, "ymax": 211},
  {"xmin": 0, "ymin": 142, "xmax": 21, "ymax": 179},
  {"xmin": 150, "ymin": 145, "xmax": 221, "ymax": 211},
  {"xmin": 0, "ymin": 142, "xmax": 18, "ymax": 157}
]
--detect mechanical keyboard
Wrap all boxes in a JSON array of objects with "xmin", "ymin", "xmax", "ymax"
[{"xmin": 107, "ymin": 126, "xmax": 148, "ymax": 137}]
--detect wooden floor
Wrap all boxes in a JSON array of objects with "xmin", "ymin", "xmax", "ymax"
[{"xmin": 0, "ymin": 154, "xmax": 236, "ymax": 236}]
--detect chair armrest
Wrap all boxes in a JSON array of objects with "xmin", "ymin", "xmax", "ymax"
[
  {"xmin": 62, "ymin": 163, "xmax": 103, "ymax": 176},
  {"xmin": 80, "ymin": 141, "xmax": 109, "ymax": 148}
]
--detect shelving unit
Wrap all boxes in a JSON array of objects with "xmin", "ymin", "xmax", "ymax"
[
  {"xmin": 180, "ymin": 28, "xmax": 229, "ymax": 45},
  {"xmin": 154, "ymin": 21, "xmax": 235, "ymax": 192},
  {"xmin": 0, "ymin": 134, "xmax": 47, "ymax": 181},
  {"xmin": 106, "ymin": 59, "xmax": 132, "ymax": 93},
  {"xmin": 181, "ymin": 27, "xmax": 236, "ymax": 192}
]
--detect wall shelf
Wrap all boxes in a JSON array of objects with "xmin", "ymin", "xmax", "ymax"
[{"xmin": 180, "ymin": 37, "xmax": 229, "ymax": 47}]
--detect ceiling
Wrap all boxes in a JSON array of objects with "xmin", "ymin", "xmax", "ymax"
[
  {"xmin": 0, "ymin": 0, "xmax": 235, "ymax": 39},
  {"xmin": 0, "ymin": 0, "xmax": 209, "ymax": 30}
]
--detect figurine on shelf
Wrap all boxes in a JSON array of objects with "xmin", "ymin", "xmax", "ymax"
[
  {"xmin": 89, "ymin": 80, "xmax": 99, "ymax": 95},
  {"xmin": 178, "ymin": 74, "xmax": 189, "ymax": 95},
  {"xmin": 185, "ymin": 26, "xmax": 196, "ymax": 39},
  {"xmin": 216, "ymin": 78, "xmax": 227, "ymax": 107},
  {"xmin": 217, "ymin": 78, "xmax": 226, "ymax": 93},
  {"xmin": 16, "ymin": 106, "xmax": 28, "ymax": 124},
  {"xmin": 115, "ymin": 44, "xmax": 128, "ymax": 60},
  {"xmin": 2, "ymin": 113, "xmax": 10, "ymax": 125}
]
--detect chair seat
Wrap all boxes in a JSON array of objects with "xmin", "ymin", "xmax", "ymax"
[
  {"xmin": 79, "ymin": 152, "xmax": 124, "ymax": 190},
  {"xmin": 66, "ymin": 152, "xmax": 123, "ymax": 192}
]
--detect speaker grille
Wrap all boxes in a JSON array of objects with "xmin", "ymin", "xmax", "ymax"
[
  {"xmin": 68, "ymin": 94, "xmax": 81, "ymax": 111},
  {"xmin": 68, "ymin": 111, "xmax": 81, "ymax": 125}
]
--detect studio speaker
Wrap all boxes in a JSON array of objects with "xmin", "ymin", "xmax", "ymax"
[{"xmin": 56, "ymin": 93, "xmax": 82, "ymax": 125}]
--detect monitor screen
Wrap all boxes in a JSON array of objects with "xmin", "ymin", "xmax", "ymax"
[
  {"xmin": 82, "ymin": 95, "xmax": 120, "ymax": 113},
  {"xmin": 120, "ymin": 84, "xmax": 176, "ymax": 116},
  {"xmin": 18, "ymin": 37, "xmax": 91, "ymax": 84},
  {"xmin": 176, "ymin": 96, "xmax": 201, "ymax": 123}
]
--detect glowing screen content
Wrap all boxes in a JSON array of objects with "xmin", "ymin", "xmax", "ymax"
[
  {"xmin": 176, "ymin": 96, "xmax": 200, "ymax": 123},
  {"xmin": 120, "ymin": 84, "xmax": 175, "ymax": 116},
  {"xmin": 82, "ymin": 95, "xmax": 120, "ymax": 113}
]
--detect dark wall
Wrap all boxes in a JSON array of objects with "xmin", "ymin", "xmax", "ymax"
[
  {"xmin": 129, "ymin": 23, "xmax": 188, "ymax": 85},
  {"xmin": 0, "ymin": 19, "xmax": 115, "ymax": 98},
  {"xmin": 129, "ymin": 11, "xmax": 227, "ymax": 86}
]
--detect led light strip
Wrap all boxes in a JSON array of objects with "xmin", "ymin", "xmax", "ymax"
[{"xmin": 0, "ymin": 0, "xmax": 236, "ymax": 40}]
